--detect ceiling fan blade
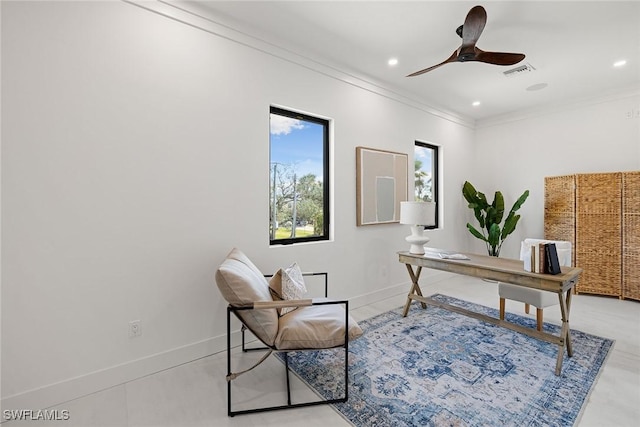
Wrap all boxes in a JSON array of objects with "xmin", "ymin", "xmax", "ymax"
[
  {"xmin": 474, "ymin": 48, "xmax": 526, "ymax": 66},
  {"xmin": 461, "ymin": 5, "xmax": 487, "ymax": 48},
  {"xmin": 406, "ymin": 50, "xmax": 458, "ymax": 77},
  {"xmin": 407, "ymin": 5, "xmax": 526, "ymax": 78}
]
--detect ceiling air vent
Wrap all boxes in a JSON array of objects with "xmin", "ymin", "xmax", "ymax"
[{"xmin": 503, "ymin": 63, "xmax": 536, "ymax": 77}]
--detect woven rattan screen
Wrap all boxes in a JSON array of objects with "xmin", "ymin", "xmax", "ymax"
[
  {"xmin": 546, "ymin": 172, "xmax": 639, "ymax": 300},
  {"xmin": 544, "ymin": 175, "xmax": 576, "ymax": 267},
  {"xmin": 575, "ymin": 173, "xmax": 622, "ymax": 296},
  {"xmin": 623, "ymin": 171, "xmax": 640, "ymax": 301}
]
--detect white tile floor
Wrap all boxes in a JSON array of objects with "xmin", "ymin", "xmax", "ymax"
[{"xmin": 4, "ymin": 276, "xmax": 640, "ymax": 426}]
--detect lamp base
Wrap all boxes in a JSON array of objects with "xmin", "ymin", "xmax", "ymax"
[{"xmin": 406, "ymin": 225, "xmax": 430, "ymax": 255}]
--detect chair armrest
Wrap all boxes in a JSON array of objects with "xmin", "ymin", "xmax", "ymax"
[
  {"xmin": 253, "ymin": 299, "xmax": 314, "ymax": 310},
  {"xmin": 235, "ymin": 298, "xmax": 348, "ymax": 311}
]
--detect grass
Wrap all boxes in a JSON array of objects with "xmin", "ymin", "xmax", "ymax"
[{"xmin": 274, "ymin": 226, "xmax": 315, "ymax": 239}]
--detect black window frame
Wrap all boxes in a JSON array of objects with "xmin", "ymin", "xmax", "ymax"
[
  {"xmin": 414, "ymin": 141, "xmax": 439, "ymax": 229},
  {"xmin": 269, "ymin": 106, "xmax": 330, "ymax": 246}
]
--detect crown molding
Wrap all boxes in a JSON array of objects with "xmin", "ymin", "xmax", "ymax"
[
  {"xmin": 122, "ymin": 0, "xmax": 475, "ymax": 129},
  {"xmin": 476, "ymin": 85, "xmax": 640, "ymax": 129}
]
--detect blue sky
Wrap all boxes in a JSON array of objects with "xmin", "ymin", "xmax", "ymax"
[
  {"xmin": 415, "ymin": 145, "xmax": 433, "ymax": 173},
  {"xmin": 270, "ymin": 114, "xmax": 324, "ymax": 180}
]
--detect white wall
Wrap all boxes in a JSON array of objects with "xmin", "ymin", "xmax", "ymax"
[
  {"xmin": 1, "ymin": 1, "xmax": 475, "ymax": 409},
  {"xmin": 473, "ymin": 93, "xmax": 640, "ymax": 258}
]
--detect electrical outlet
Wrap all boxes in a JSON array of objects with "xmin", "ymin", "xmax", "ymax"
[
  {"xmin": 625, "ymin": 109, "xmax": 640, "ymax": 119},
  {"xmin": 129, "ymin": 320, "xmax": 141, "ymax": 338}
]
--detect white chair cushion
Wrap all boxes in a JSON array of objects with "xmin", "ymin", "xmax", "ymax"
[
  {"xmin": 498, "ymin": 283, "xmax": 559, "ymax": 308},
  {"xmin": 215, "ymin": 248, "xmax": 279, "ymax": 347},
  {"xmin": 275, "ymin": 298, "xmax": 363, "ymax": 350}
]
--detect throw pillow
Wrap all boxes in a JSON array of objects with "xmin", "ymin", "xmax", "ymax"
[{"xmin": 269, "ymin": 263, "xmax": 307, "ymax": 315}]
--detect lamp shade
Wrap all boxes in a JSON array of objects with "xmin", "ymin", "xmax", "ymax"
[{"xmin": 400, "ymin": 201, "xmax": 436, "ymax": 226}]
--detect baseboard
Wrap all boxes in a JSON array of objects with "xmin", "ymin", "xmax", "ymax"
[
  {"xmin": 1, "ymin": 272, "xmax": 451, "ymax": 413},
  {"xmin": 349, "ymin": 269, "xmax": 451, "ymax": 309},
  {"xmin": 0, "ymin": 333, "xmax": 228, "ymax": 414}
]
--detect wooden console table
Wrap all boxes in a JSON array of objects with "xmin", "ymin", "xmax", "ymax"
[{"xmin": 398, "ymin": 249, "xmax": 583, "ymax": 376}]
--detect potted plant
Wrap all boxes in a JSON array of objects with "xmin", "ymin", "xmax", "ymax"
[{"xmin": 462, "ymin": 181, "xmax": 529, "ymax": 257}]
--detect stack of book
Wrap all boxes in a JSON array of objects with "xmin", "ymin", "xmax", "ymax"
[{"xmin": 525, "ymin": 242, "xmax": 562, "ymax": 275}]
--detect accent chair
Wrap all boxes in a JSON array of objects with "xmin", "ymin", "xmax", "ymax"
[{"xmin": 215, "ymin": 248, "xmax": 363, "ymax": 416}]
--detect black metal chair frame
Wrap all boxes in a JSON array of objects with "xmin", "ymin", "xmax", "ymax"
[{"xmin": 225, "ymin": 272, "xmax": 351, "ymax": 416}]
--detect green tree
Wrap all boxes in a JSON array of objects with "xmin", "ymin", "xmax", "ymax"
[
  {"xmin": 270, "ymin": 164, "xmax": 295, "ymax": 239},
  {"xmin": 414, "ymin": 159, "xmax": 432, "ymax": 201},
  {"xmin": 293, "ymin": 173, "xmax": 323, "ymax": 236},
  {"xmin": 270, "ymin": 167, "xmax": 324, "ymax": 239}
]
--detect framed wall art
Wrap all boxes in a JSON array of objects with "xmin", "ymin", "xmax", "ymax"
[{"xmin": 356, "ymin": 146, "xmax": 408, "ymax": 226}]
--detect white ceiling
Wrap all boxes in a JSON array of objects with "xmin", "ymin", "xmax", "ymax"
[{"xmin": 186, "ymin": 1, "xmax": 640, "ymax": 123}]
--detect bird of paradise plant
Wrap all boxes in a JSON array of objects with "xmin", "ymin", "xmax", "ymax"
[{"xmin": 462, "ymin": 181, "xmax": 529, "ymax": 257}]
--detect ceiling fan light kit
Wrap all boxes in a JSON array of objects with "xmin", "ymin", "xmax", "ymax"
[{"xmin": 408, "ymin": 5, "xmax": 526, "ymax": 77}]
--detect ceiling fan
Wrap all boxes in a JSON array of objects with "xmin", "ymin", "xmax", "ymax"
[{"xmin": 407, "ymin": 5, "xmax": 525, "ymax": 77}]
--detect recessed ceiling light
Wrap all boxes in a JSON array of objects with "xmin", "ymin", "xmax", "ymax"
[
  {"xmin": 614, "ymin": 60, "xmax": 627, "ymax": 67},
  {"xmin": 526, "ymin": 83, "xmax": 548, "ymax": 92},
  {"xmin": 388, "ymin": 58, "xmax": 398, "ymax": 66},
  {"xmin": 472, "ymin": 101, "xmax": 481, "ymax": 107}
]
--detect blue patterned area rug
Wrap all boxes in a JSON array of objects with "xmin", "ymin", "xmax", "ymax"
[{"xmin": 282, "ymin": 294, "xmax": 613, "ymax": 427}]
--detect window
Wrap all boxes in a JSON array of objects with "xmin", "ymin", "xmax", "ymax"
[
  {"xmin": 414, "ymin": 141, "xmax": 439, "ymax": 228},
  {"xmin": 269, "ymin": 106, "xmax": 329, "ymax": 245}
]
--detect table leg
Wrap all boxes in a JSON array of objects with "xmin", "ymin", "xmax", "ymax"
[
  {"xmin": 563, "ymin": 290, "xmax": 573, "ymax": 357},
  {"xmin": 555, "ymin": 290, "xmax": 574, "ymax": 375},
  {"xmin": 402, "ymin": 264, "xmax": 426, "ymax": 317}
]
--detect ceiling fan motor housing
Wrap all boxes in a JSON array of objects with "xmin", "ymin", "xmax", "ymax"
[{"xmin": 459, "ymin": 52, "xmax": 475, "ymax": 61}]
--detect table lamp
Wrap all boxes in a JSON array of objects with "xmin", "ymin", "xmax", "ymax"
[{"xmin": 400, "ymin": 201, "xmax": 436, "ymax": 254}]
